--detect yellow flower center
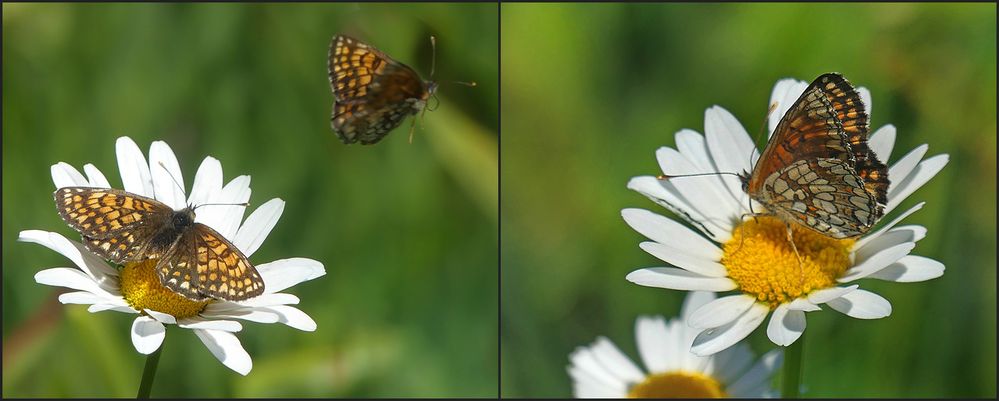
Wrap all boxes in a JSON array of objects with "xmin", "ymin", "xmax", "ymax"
[
  {"xmin": 628, "ymin": 371, "xmax": 726, "ymax": 398},
  {"xmin": 119, "ymin": 259, "xmax": 209, "ymax": 318},
  {"xmin": 722, "ymin": 216, "xmax": 854, "ymax": 309}
]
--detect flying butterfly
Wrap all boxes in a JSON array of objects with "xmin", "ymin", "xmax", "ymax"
[
  {"xmin": 54, "ymin": 186, "xmax": 264, "ymax": 302},
  {"xmin": 327, "ymin": 34, "xmax": 441, "ymax": 145},
  {"xmin": 739, "ymin": 73, "xmax": 889, "ymax": 238}
]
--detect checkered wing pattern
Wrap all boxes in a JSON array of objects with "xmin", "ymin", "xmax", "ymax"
[
  {"xmin": 55, "ymin": 187, "xmax": 174, "ymax": 263},
  {"xmin": 54, "ymin": 186, "xmax": 265, "ymax": 301},
  {"xmin": 157, "ymin": 224, "xmax": 264, "ymax": 301},
  {"xmin": 742, "ymin": 73, "xmax": 889, "ymax": 238},
  {"xmin": 328, "ymin": 34, "xmax": 432, "ymax": 145}
]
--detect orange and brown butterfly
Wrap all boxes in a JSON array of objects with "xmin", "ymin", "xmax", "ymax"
[
  {"xmin": 739, "ymin": 73, "xmax": 889, "ymax": 238},
  {"xmin": 327, "ymin": 34, "xmax": 439, "ymax": 145},
  {"xmin": 54, "ymin": 186, "xmax": 264, "ymax": 302}
]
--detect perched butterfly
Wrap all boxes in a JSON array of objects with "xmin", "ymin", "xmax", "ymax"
[
  {"xmin": 739, "ymin": 73, "xmax": 889, "ymax": 238},
  {"xmin": 327, "ymin": 34, "xmax": 439, "ymax": 145},
  {"xmin": 54, "ymin": 187, "xmax": 264, "ymax": 301}
]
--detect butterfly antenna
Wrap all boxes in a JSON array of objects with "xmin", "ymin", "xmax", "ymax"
[
  {"xmin": 656, "ymin": 171, "xmax": 742, "ymax": 180},
  {"xmin": 429, "ymin": 35, "xmax": 437, "ymax": 80},
  {"xmin": 157, "ymin": 161, "xmax": 188, "ymax": 203}
]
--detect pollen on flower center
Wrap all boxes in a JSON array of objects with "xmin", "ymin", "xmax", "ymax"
[
  {"xmin": 627, "ymin": 371, "xmax": 726, "ymax": 398},
  {"xmin": 119, "ymin": 259, "xmax": 209, "ymax": 318},
  {"xmin": 722, "ymin": 216, "xmax": 854, "ymax": 309}
]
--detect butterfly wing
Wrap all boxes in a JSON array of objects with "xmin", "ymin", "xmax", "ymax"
[
  {"xmin": 328, "ymin": 34, "xmax": 430, "ymax": 144},
  {"xmin": 157, "ymin": 223, "xmax": 264, "ymax": 302},
  {"xmin": 746, "ymin": 73, "xmax": 887, "ymax": 237},
  {"xmin": 55, "ymin": 187, "xmax": 174, "ymax": 264}
]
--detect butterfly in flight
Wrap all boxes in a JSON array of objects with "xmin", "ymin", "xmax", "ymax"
[
  {"xmin": 55, "ymin": 187, "xmax": 264, "ymax": 302},
  {"xmin": 740, "ymin": 73, "xmax": 889, "ymax": 239},
  {"xmin": 328, "ymin": 34, "xmax": 440, "ymax": 145}
]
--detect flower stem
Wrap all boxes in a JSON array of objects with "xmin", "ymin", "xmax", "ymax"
[
  {"xmin": 136, "ymin": 342, "xmax": 163, "ymax": 398},
  {"xmin": 782, "ymin": 332, "xmax": 805, "ymax": 398}
]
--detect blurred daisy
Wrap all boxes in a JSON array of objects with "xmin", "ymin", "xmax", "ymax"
[
  {"xmin": 568, "ymin": 291, "xmax": 782, "ymax": 398},
  {"xmin": 624, "ymin": 77, "xmax": 948, "ymax": 356},
  {"xmin": 21, "ymin": 136, "xmax": 325, "ymax": 375}
]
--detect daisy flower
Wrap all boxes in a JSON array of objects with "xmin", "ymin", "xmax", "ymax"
[
  {"xmin": 568, "ymin": 291, "xmax": 782, "ymax": 398},
  {"xmin": 20, "ymin": 136, "xmax": 325, "ymax": 375},
  {"xmin": 623, "ymin": 77, "xmax": 948, "ymax": 356}
]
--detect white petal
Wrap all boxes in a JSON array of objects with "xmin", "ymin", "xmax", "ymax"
[
  {"xmin": 116, "ymin": 136, "xmax": 154, "ymax": 197},
  {"xmin": 193, "ymin": 329, "xmax": 252, "ymax": 375},
  {"xmin": 622, "ymin": 209, "xmax": 722, "ymax": 261},
  {"xmin": 766, "ymin": 304, "xmax": 805, "ymax": 346},
  {"xmin": 627, "ymin": 176, "xmax": 729, "ymax": 242},
  {"xmin": 655, "ymin": 147, "xmax": 741, "ymax": 229},
  {"xmin": 144, "ymin": 309, "xmax": 177, "ymax": 324},
  {"xmin": 568, "ymin": 348, "xmax": 629, "ymax": 395},
  {"xmin": 676, "ymin": 126, "xmax": 751, "ymax": 218},
  {"xmin": 51, "ymin": 162, "xmax": 89, "ymax": 188},
  {"xmin": 259, "ymin": 305, "xmax": 317, "ymax": 331},
  {"xmin": 131, "ymin": 316, "xmax": 166, "ymax": 355},
  {"xmin": 886, "ymin": 144, "xmax": 927, "ymax": 194},
  {"xmin": 234, "ymin": 199, "xmax": 284, "ymax": 257},
  {"xmin": 626, "ymin": 267, "xmax": 737, "ymax": 292},
  {"xmin": 19, "ymin": 230, "xmax": 120, "ymax": 290},
  {"xmin": 82, "ymin": 164, "xmax": 112, "ymax": 188},
  {"xmin": 768, "ymin": 78, "xmax": 808, "ymax": 136},
  {"xmin": 854, "ymin": 227, "xmax": 924, "ymax": 263},
  {"xmin": 58, "ymin": 291, "xmax": 108, "ymax": 305},
  {"xmin": 215, "ymin": 175, "xmax": 252, "ymax": 239},
  {"xmin": 89, "ymin": 304, "xmax": 139, "ymax": 314},
  {"xmin": 589, "ymin": 337, "xmax": 646, "ymax": 383},
  {"xmin": 202, "ymin": 308, "xmax": 280, "ymax": 324},
  {"xmin": 680, "ymin": 291, "xmax": 717, "ymax": 319},
  {"xmin": 826, "ymin": 289, "xmax": 891, "ymax": 319},
  {"xmin": 188, "ymin": 157, "xmax": 223, "ymax": 213},
  {"xmin": 639, "ymin": 242, "xmax": 727, "ymax": 277},
  {"xmin": 688, "ymin": 294, "xmax": 757, "ymax": 329},
  {"xmin": 786, "ymin": 298, "xmax": 821, "ymax": 312},
  {"xmin": 885, "ymin": 154, "xmax": 949, "ymax": 215},
  {"xmin": 568, "ymin": 366, "xmax": 626, "ymax": 398},
  {"xmin": 178, "ymin": 317, "xmax": 243, "ymax": 332},
  {"xmin": 691, "ymin": 302, "xmax": 768, "ymax": 356},
  {"xmin": 235, "ymin": 293, "xmax": 300, "ymax": 307},
  {"xmin": 148, "ymin": 141, "xmax": 186, "ymax": 209},
  {"xmin": 858, "ymin": 86, "xmax": 872, "ymax": 116},
  {"xmin": 635, "ymin": 315, "xmax": 671, "ymax": 373},
  {"xmin": 35, "ymin": 268, "xmax": 112, "ymax": 297},
  {"xmin": 727, "ymin": 349, "xmax": 783, "ymax": 397},
  {"xmin": 867, "ymin": 255, "xmax": 945, "ymax": 283},
  {"xmin": 807, "ymin": 285, "xmax": 858, "ymax": 304},
  {"xmin": 853, "ymin": 202, "xmax": 924, "ymax": 250},
  {"xmin": 255, "ymin": 258, "xmax": 326, "ymax": 294},
  {"xmin": 840, "ymin": 242, "xmax": 915, "ymax": 283},
  {"xmin": 705, "ymin": 106, "xmax": 759, "ymax": 179},
  {"xmin": 868, "ymin": 125, "xmax": 896, "ymax": 163}
]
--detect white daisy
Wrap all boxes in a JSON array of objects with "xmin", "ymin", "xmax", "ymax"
[
  {"xmin": 623, "ymin": 76, "xmax": 948, "ymax": 356},
  {"xmin": 20, "ymin": 136, "xmax": 326, "ymax": 375},
  {"xmin": 568, "ymin": 291, "xmax": 782, "ymax": 398}
]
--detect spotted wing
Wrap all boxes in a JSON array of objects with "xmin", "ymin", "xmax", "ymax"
[
  {"xmin": 759, "ymin": 159, "xmax": 879, "ymax": 238},
  {"xmin": 328, "ymin": 34, "xmax": 429, "ymax": 144},
  {"xmin": 157, "ymin": 223, "xmax": 264, "ymax": 302},
  {"xmin": 54, "ymin": 187, "xmax": 173, "ymax": 264}
]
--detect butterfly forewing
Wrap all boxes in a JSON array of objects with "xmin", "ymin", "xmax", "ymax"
[
  {"xmin": 328, "ymin": 34, "xmax": 433, "ymax": 145},
  {"xmin": 743, "ymin": 73, "xmax": 889, "ymax": 238},
  {"xmin": 54, "ymin": 186, "xmax": 265, "ymax": 301}
]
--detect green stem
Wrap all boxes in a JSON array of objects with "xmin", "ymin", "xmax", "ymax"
[
  {"xmin": 136, "ymin": 340, "xmax": 163, "ymax": 398},
  {"xmin": 781, "ymin": 332, "xmax": 805, "ymax": 398}
]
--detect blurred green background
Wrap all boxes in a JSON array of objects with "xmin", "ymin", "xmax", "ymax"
[
  {"xmin": 501, "ymin": 3, "xmax": 995, "ymax": 398},
  {"xmin": 3, "ymin": 3, "xmax": 496, "ymax": 398}
]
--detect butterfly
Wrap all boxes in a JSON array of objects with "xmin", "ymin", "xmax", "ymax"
[
  {"xmin": 739, "ymin": 73, "xmax": 889, "ymax": 239},
  {"xmin": 328, "ymin": 34, "xmax": 438, "ymax": 145},
  {"xmin": 54, "ymin": 186, "xmax": 265, "ymax": 302}
]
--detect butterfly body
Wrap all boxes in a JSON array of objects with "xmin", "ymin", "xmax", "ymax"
[
  {"xmin": 54, "ymin": 187, "xmax": 264, "ymax": 301},
  {"xmin": 328, "ymin": 34, "xmax": 436, "ymax": 145},
  {"xmin": 739, "ymin": 73, "xmax": 889, "ymax": 239}
]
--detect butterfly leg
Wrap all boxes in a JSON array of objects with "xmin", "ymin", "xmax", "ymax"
[
  {"xmin": 785, "ymin": 222, "xmax": 804, "ymax": 264},
  {"xmin": 407, "ymin": 114, "xmax": 418, "ymax": 144}
]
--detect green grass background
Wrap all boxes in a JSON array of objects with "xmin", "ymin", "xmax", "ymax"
[
  {"xmin": 501, "ymin": 3, "xmax": 995, "ymax": 398},
  {"xmin": 3, "ymin": 3, "xmax": 497, "ymax": 398}
]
